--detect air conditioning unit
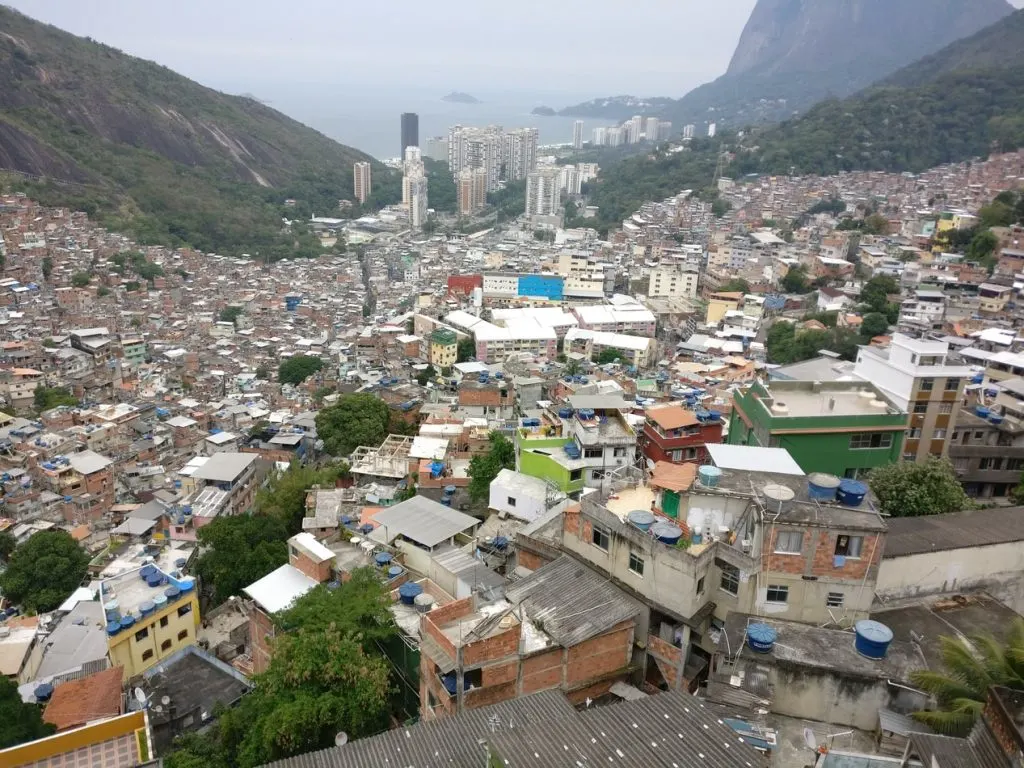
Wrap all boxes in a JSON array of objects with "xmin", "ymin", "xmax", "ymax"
[{"xmin": 741, "ymin": 539, "xmax": 752, "ymax": 553}]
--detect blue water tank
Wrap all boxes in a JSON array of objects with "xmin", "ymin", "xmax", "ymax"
[
  {"xmin": 444, "ymin": 485, "xmax": 457, "ymax": 495},
  {"xmin": 34, "ymin": 683, "xmax": 54, "ymax": 702},
  {"xmin": 440, "ymin": 496, "xmax": 452, "ymax": 506},
  {"xmin": 119, "ymin": 614, "xmax": 135, "ymax": 630},
  {"xmin": 698, "ymin": 466, "xmax": 722, "ymax": 488},
  {"xmin": 178, "ymin": 577, "xmax": 195, "ymax": 593},
  {"xmin": 976, "ymin": 406, "xmax": 991, "ymax": 418},
  {"xmin": 807, "ymin": 473, "xmax": 842, "ymax": 501},
  {"xmin": 441, "ymin": 672, "xmax": 457, "ymax": 695},
  {"xmin": 164, "ymin": 586, "xmax": 181, "ymax": 600},
  {"xmin": 627, "ymin": 510, "xmax": 656, "ymax": 531},
  {"xmin": 106, "ymin": 621, "xmax": 121, "ymax": 636},
  {"xmin": 837, "ymin": 479, "xmax": 868, "ymax": 507},
  {"xmin": 990, "ymin": 414, "xmax": 1005, "ymax": 425},
  {"xmin": 558, "ymin": 407, "xmax": 573, "ymax": 418},
  {"xmin": 140, "ymin": 564, "xmax": 155, "ymax": 579},
  {"xmin": 139, "ymin": 601, "xmax": 155, "ymax": 616},
  {"xmin": 651, "ymin": 521, "xmax": 683, "ymax": 545},
  {"xmin": 153, "ymin": 593, "xmax": 168, "ymax": 609},
  {"xmin": 146, "ymin": 575, "xmax": 162, "ymax": 588},
  {"xmin": 708, "ymin": 410, "xmax": 722, "ymax": 422},
  {"xmin": 854, "ymin": 620, "xmax": 893, "ymax": 659},
  {"xmin": 375, "ymin": 552, "xmax": 393, "ymax": 567},
  {"xmin": 387, "ymin": 565, "xmax": 404, "ymax": 579},
  {"xmin": 104, "ymin": 599, "xmax": 120, "ymax": 622},
  {"xmin": 747, "ymin": 623, "xmax": 777, "ymax": 654},
  {"xmin": 493, "ymin": 536, "xmax": 509, "ymax": 550},
  {"xmin": 971, "ymin": 373, "xmax": 984, "ymax": 384},
  {"xmin": 398, "ymin": 582, "xmax": 423, "ymax": 605}
]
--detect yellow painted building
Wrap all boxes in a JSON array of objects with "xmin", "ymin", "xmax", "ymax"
[
  {"xmin": 0, "ymin": 710, "xmax": 151, "ymax": 768},
  {"xmin": 101, "ymin": 565, "xmax": 200, "ymax": 680},
  {"xmin": 430, "ymin": 328, "xmax": 458, "ymax": 368}
]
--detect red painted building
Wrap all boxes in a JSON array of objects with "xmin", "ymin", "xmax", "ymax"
[
  {"xmin": 641, "ymin": 405, "xmax": 723, "ymax": 466},
  {"xmin": 447, "ymin": 274, "xmax": 483, "ymax": 297}
]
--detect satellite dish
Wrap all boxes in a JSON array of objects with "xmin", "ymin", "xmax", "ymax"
[
  {"xmin": 334, "ymin": 732, "xmax": 348, "ymax": 747},
  {"xmin": 134, "ymin": 688, "xmax": 147, "ymax": 705},
  {"xmin": 161, "ymin": 696, "xmax": 171, "ymax": 706},
  {"xmin": 804, "ymin": 728, "xmax": 818, "ymax": 751},
  {"xmin": 153, "ymin": 705, "xmax": 163, "ymax": 713}
]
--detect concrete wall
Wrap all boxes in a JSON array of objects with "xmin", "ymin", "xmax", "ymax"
[
  {"xmin": 769, "ymin": 663, "xmax": 908, "ymax": 732},
  {"xmin": 876, "ymin": 544, "xmax": 1024, "ymax": 615}
]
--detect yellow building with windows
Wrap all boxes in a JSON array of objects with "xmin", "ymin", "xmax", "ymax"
[
  {"xmin": 101, "ymin": 565, "xmax": 200, "ymax": 680},
  {"xmin": 430, "ymin": 328, "xmax": 458, "ymax": 368}
]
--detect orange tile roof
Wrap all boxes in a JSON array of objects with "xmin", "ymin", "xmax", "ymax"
[
  {"xmin": 69, "ymin": 524, "xmax": 91, "ymax": 541},
  {"xmin": 43, "ymin": 667, "xmax": 124, "ymax": 731},
  {"xmin": 650, "ymin": 461, "xmax": 697, "ymax": 493},
  {"xmin": 647, "ymin": 406, "xmax": 698, "ymax": 431}
]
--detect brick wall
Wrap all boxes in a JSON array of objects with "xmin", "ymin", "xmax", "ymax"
[
  {"xmin": 764, "ymin": 526, "xmax": 884, "ymax": 582},
  {"xmin": 289, "ymin": 550, "xmax": 331, "ymax": 583},
  {"xmin": 520, "ymin": 648, "xmax": 563, "ymax": 694},
  {"xmin": 462, "ymin": 624, "xmax": 520, "ymax": 667},
  {"xmin": 516, "ymin": 550, "xmax": 548, "ymax": 572},
  {"xmin": 566, "ymin": 623, "xmax": 632, "ymax": 686},
  {"xmin": 249, "ymin": 607, "xmax": 275, "ymax": 674}
]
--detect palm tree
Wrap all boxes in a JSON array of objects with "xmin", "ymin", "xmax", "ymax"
[{"xmin": 911, "ymin": 618, "xmax": 1024, "ymax": 735}]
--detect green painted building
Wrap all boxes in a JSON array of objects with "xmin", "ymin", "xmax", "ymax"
[
  {"xmin": 515, "ymin": 432, "xmax": 586, "ymax": 495},
  {"xmin": 728, "ymin": 380, "xmax": 907, "ymax": 479}
]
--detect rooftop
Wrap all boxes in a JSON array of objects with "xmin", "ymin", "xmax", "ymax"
[
  {"xmin": 100, "ymin": 565, "xmax": 194, "ymax": 618},
  {"xmin": 243, "ymin": 563, "xmax": 318, "ymax": 614},
  {"xmin": 757, "ymin": 381, "xmax": 902, "ymax": 419},
  {"xmin": 43, "ymin": 666, "xmax": 123, "ymax": 732},
  {"xmin": 706, "ymin": 444, "xmax": 804, "ymax": 475},
  {"xmin": 882, "ymin": 506, "xmax": 1024, "ymax": 558},
  {"xmin": 369, "ymin": 495, "xmax": 478, "ymax": 549},
  {"xmin": 191, "ymin": 451, "xmax": 257, "ymax": 482}
]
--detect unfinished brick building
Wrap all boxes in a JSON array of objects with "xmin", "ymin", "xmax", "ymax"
[{"xmin": 418, "ymin": 554, "xmax": 648, "ymax": 719}]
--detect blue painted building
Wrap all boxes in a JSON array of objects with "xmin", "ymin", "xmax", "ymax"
[{"xmin": 517, "ymin": 274, "xmax": 564, "ymax": 301}]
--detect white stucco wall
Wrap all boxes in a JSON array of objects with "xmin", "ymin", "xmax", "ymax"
[{"xmin": 876, "ymin": 542, "xmax": 1024, "ymax": 615}]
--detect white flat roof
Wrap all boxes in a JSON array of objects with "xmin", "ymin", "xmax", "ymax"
[
  {"xmin": 706, "ymin": 444, "xmax": 805, "ymax": 476},
  {"xmin": 243, "ymin": 563, "xmax": 318, "ymax": 614}
]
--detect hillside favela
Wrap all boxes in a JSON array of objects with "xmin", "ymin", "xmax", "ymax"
[{"xmin": 2, "ymin": 1, "xmax": 1024, "ymax": 767}]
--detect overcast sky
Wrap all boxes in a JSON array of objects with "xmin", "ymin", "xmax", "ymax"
[{"xmin": 4, "ymin": 0, "xmax": 762, "ymax": 99}]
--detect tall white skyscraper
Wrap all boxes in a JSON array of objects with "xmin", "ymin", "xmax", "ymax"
[
  {"xmin": 424, "ymin": 136, "xmax": 449, "ymax": 162},
  {"xmin": 525, "ymin": 168, "xmax": 562, "ymax": 217},
  {"xmin": 708, "ymin": 122, "xmax": 717, "ymax": 138},
  {"xmin": 559, "ymin": 165, "xmax": 581, "ymax": 196},
  {"xmin": 448, "ymin": 125, "xmax": 504, "ymax": 192},
  {"xmin": 628, "ymin": 115, "xmax": 643, "ymax": 144},
  {"xmin": 683, "ymin": 124, "xmax": 696, "ymax": 139},
  {"xmin": 607, "ymin": 126, "xmax": 624, "ymax": 147},
  {"xmin": 572, "ymin": 120, "xmax": 584, "ymax": 149},
  {"xmin": 402, "ymin": 146, "xmax": 428, "ymax": 228},
  {"xmin": 592, "ymin": 126, "xmax": 608, "ymax": 146},
  {"xmin": 645, "ymin": 117, "xmax": 660, "ymax": 143},
  {"xmin": 503, "ymin": 128, "xmax": 539, "ymax": 182},
  {"xmin": 353, "ymin": 162, "xmax": 371, "ymax": 204},
  {"xmin": 658, "ymin": 121, "xmax": 673, "ymax": 141}
]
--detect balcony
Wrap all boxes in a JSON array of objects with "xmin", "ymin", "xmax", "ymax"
[{"xmin": 568, "ymin": 409, "xmax": 635, "ymax": 447}]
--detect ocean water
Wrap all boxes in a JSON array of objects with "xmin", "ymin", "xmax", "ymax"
[{"xmin": 260, "ymin": 86, "xmax": 616, "ymax": 161}]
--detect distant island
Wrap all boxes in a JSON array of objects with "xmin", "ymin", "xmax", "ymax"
[
  {"xmin": 442, "ymin": 91, "xmax": 480, "ymax": 104},
  {"xmin": 531, "ymin": 106, "xmax": 556, "ymax": 116}
]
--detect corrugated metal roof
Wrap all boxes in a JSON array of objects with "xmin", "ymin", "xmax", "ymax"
[
  {"xmin": 883, "ymin": 506, "xmax": 1024, "ymax": 558},
  {"xmin": 504, "ymin": 555, "xmax": 642, "ymax": 648},
  {"xmin": 370, "ymin": 496, "xmax": 478, "ymax": 548}
]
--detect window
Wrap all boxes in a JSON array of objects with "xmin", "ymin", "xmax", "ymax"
[
  {"xmin": 178, "ymin": 630, "xmax": 188, "ymax": 641},
  {"xmin": 766, "ymin": 585, "xmax": 788, "ymax": 604},
  {"xmin": 160, "ymin": 617, "xmax": 169, "ymax": 628},
  {"xmin": 939, "ymin": 403, "xmax": 954, "ymax": 414},
  {"xmin": 826, "ymin": 592, "xmax": 844, "ymax": 608},
  {"xmin": 945, "ymin": 378, "xmax": 961, "ymax": 391},
  {"xmin": 720, "ymin": 564, "xmax": 739, "ymax": 595},
  {"xmin": 135, "ymin": 628, "xmax": 149, "ymax": 642},
  {"xmin": 835, "ymin": 535, "xmax": 864, "ymax": 558},
  {"xmin": 920, "ymin": 378, "xmax": 935, "ymax": 392},
  {"xmin": 161, "ymin": 639, "xmax": 172, "ymax": 651},
  {"xmin": 933, "ymin": 429, "xmax": 947, "ymax": 439},
  {"xmin": 584, "ymin": 447, "xmax": 603, "ymax": 459},
  {"xmin": 980, "ymin": 457, "xmax": 1004, "ymax": 471},
  {"xmin": 570, "ymin": 469, "xmax": 583, "ymax": 482},
  {"xmin": 628, "ymin": 551, "xmax": 645, "ymax": 576},
  {"xmin": 592, "ymin": 524, "xmax": 610, "ymax": 551},
  {"xmin": 850, "ymin": 433, "xmax": 893, "ymax": 450},
  {"xmin": 177, "ymin": 604, "xmax": 192, "ymax": 618},
  {"xmin": 975, "ymin": 431, "xmax": 985, "ymax": 440},
  {"xmin": 913, "ymin": 403, "xmax": 928, "ymax": 415},
  {"xmin": 953, "ymin": 457, "xmax": 969, "ymax": 470},
  {"xmin": 902, "ymin": 453, "xmax": 915, "ymax": 461},
  {"xmin": 506, "ymin": 496, "xmax": 516, "ymax": 507},
  {"xmin": 614, "ymin": 447, "xmax": 627, "ymax": 457},
  {"xmin": 907, "ymin": 428, "xmax": 922, "ymax": 439},
  {"xmin": 696, "ymin": 577, "xmax": 705, "ymax": 595},
  {"xmin": 774, "ymin": 531, "xmax": 803, "ymax": 554},
  {"xmin": 142, "ymin": 650, "xmax": 154, "ymax": 661}
]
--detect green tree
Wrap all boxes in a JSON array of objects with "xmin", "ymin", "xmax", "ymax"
[
  {"xmin": 220, "ymin": 306, "xmax": 244, "ymax": 326},
  {"xmin": 255, "ymin": 462, "xmax": 348, "ymax": 535},
  {"xmin": 70, "ymin": 271, "xmax": 91, "ymax": 288},
  {"xmin": 595, "ymin": 348, "xmax": 622, "ymax": 365},
  {"xmin": 718, "ymin": 278, "xmax": 750, "ymax": 293},
  {"xmin": 194, "ymin": 515, "xmax": 289, "ymax": 605},
  {"xmin": 910, "ymin": 618, "xmax": 1024, "ymax": 734},
  {"xmin": 218, "ymin": 623, "xmax": 391, "ymax": 767},
  {"xmin": 0, "ymin": 531, "xmax": 89, "ymax": 613},
  {"xmin": 415, "ymin": 364, "xmax": 436, "ymax": 387},
  {"xmin": 1011, "ymin": 472, "xmax": 1024, "ymax": 506},
  {"xmin": 869, "ymin": 457, "xmax": 971, "ymax": 518},
  {"xmin": 0, "ymin": 675, "xmax": 54, "ymax": 749},
  {"xmin": 861, "ymin": 274, "xmax": 899, "ymax": 313},
  {"xmin": 33, "ymin": 386, "xmax": 78, "ymax": 411},
  {"xmin": 978, "ymin": 200, "xmax": 1016, "ymax": 229},
  {"xmin": 467, "ymin": 433, "xmax": 515, "ymax": 504},
  {"xmin": 863, "ymin": 213, "xmax": 890, "ymax": 234},
  {"xmin": 276, "ymin": 569, "xmax": 396, "ymax": 648},
  {"xmin": 564, "ymin": 358, "xmax": 582, "ymax": 376},
  {"xmin": 124, "ymin": 280, "xmax": 142, "ymax": 292},
  {"xmin": 96, "ymin": 285, "xmax": 111, "ymax": 298},
  {"xmin": 711, "ymin": 198, "xmax": 732, "ymax": 218},
  {"xmin": 255, "ymin": 364, "xmax": 270, "ymax": 380},
  {"xmin": 781, "ymin": 265, "xmax": 810, "ymax": 293},
  {"xmin": 860, "ymin": 312, "xmax": 890, "ymax": 339},
  {"xmin": 966, "ymin": 229, "xmax": 998, "ymax": 268},
  {"xmin": 0, "ymin": 531, "xmax": 15, "ymax": 561},
  {"xmin": 41, "ymin": 257, "xmax": 53, "ymax": 280},
  {"xmin": 456, "ymin": 337, "xmax": 475, "ymax": 363},
  {"xmin": 163, "ymin": 733, "xmax": 230, "ymax": 768},
  {"xmin": 315, "ymin": 393, "xmax": 391, "ymax": 456},
  {"xmin": 278, "ymin": 355, "xmax": 323, "ymax": 385}
]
